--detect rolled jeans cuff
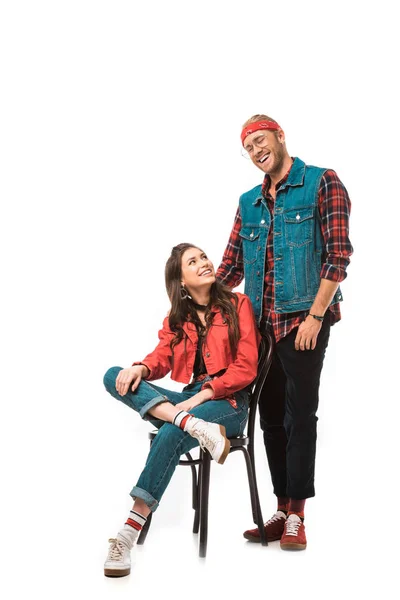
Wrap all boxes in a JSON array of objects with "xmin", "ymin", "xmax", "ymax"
[
  {"xmin": 139, "ymin": 394, "xmax": 168, "ymax": 420},
  {"xmin": 130, "ymin": 486, "xmax": 159, "ymax": 512}
]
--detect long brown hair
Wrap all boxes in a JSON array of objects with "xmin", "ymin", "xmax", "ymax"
[
  {"xmin": 165, "ymin": 243, "xmax": 240, "ymax": 356},
  {"xmin": 242, "ymin": 113, "xmax": 279, "ymax": 128}
]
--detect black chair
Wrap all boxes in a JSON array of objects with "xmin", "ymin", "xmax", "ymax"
[{"xmin": 137, "ymin": 332, "xmax": 274, "ymax": 557}]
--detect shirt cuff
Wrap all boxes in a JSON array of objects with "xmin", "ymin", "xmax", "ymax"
[
  {"xmin": 320, "ymin": 264, "xmax": 347, "ymax": 283},
  {"xmin": 203, "ymin": 378, "xmax": 226, "ymax": 399}
]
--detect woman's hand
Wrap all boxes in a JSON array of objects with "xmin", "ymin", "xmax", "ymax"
[
  {"xmin": 116, "ymin": 366, "xmax": 148, "ymax": 396},
  {"xmin": 294, "ymin": 315, "xmax": 322, "ymax": 351},
  {"xmin": 175, "ymin": 387, "xmax": 214, "ymax": 412}
]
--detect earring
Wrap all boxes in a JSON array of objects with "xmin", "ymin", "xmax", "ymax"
[{"xmin": 180, "ymin": 286, "xmax": 190, "ymax": 300}]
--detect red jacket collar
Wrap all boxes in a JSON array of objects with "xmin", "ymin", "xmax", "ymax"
[{"xmin": 181, "ymin": 305, "xmax": 219, "ymax": 340}]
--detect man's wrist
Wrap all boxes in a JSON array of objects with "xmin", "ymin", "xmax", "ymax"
[{"xmin": 308, "ymin": 313, "xmax": 324, "ymax": 322}]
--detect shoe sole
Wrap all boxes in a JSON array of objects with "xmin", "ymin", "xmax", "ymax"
[
  {"xmin": 280, "ymin": 542, "xmax": 307, "ymax": 551},
  {"xmin": 216, "ymin": 425, "xmax": 230, "ymax": 464},
  {"xmin": 104, "ymin": 567, "xmax": 131, "ymax": 577},
  {"xmin": 243, "ymin": 532, "xmax": 283, "ymax": 543}
]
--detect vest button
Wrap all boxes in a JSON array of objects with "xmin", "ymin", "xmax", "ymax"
[
  {"xmin": 260, "ymin": 219, "xmax": 265, "ymax": 224},
  {"xmin": 256, "ymin": 296, "xmax": 260, "ymax": 301},
  {"xmin": 250, "ymin": 232, "xmax": 254, "ymax": 238}
]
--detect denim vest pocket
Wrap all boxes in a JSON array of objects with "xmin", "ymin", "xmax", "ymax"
[
  {"xmin": 239, "ymin": 227, "xmax": 260, "ymax": 264},
  {"xmin": 283, "ymin": 207, "xmax": 314, "ymax": 247}
]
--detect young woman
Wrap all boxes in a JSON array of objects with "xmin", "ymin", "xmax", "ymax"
[{"xmin": 103, "ymin": 243, "xmax": 259, "ymax": 577}]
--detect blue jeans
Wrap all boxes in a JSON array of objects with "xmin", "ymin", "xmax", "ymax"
[{"xmin": 103, "ymin": 367, "xmax": 249, "ymax": 512}]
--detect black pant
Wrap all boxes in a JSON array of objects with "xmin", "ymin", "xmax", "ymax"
[{"xmin": 259, "ymin": 317, "xmax": 331, "ymax": 499}]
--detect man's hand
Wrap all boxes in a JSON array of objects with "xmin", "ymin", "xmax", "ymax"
[
  {"xmin": 294, "ymin": 315, "xmax": 323, "ymax": 351},
  {"xmin": 116, "ymin": 365, "xmax": 148, "ymax": 396},
  {"xmin": 175, "ymin": 387, "xmax": 214, "ymax": 412}
]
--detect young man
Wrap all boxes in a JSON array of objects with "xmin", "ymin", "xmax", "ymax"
[{"xmin": 216, "ymin": 115, "xmax": 353, "ymax": 550}]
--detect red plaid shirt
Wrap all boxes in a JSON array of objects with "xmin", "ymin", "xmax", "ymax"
[{"xmin": 216, "ymin": 160, "xmax": 353, "ymax": 342}]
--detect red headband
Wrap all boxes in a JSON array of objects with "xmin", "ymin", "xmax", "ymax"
[{"xmin": 241, "ymin": 120, "xmax": 281, "ymax": 145}]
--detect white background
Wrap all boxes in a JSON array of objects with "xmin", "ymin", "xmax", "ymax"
[{"xmin": 1, "ymin": 1, "xmax": 398, "ymax": 598}]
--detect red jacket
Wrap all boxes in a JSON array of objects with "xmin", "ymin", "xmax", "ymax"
[{"xmin": 133, "ymin": 293, "xmax": 260, "ymax": 400}]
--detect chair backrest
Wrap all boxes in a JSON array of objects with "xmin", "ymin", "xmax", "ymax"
[{"xmin": 246, "ymin": 332, "xmax": 274, "ymax": 441}]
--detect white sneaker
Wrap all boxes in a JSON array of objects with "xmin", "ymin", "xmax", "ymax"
[
  {"xmin": 185, "ymin": 418, "xmax": 230, "ymax": 464},
  {"xmin": 104, "ymin": 537, "xmax": 132, "ymax": 577}
]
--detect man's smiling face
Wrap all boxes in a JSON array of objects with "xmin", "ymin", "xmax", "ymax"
[{"xmin": 243, "ymin": 129, "xmax": 286, "ymax": 176}]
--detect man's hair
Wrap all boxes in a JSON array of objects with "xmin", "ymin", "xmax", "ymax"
[{"xmin": 242, "ymin": 114, "xmax": 279, "ymax": 129}]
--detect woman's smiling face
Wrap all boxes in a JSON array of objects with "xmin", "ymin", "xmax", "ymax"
[{"xmin": 180, "ymin": 247, "xmax": 216, "ymax": 294}]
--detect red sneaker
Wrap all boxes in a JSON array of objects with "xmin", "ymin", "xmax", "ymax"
[
  {"xmin": 243, "ymin": 511, "xmax": 287, "ymax": 543},
  {"xmin": 280, "ymin": 514, "xmax": 307, "ymax": 550}
]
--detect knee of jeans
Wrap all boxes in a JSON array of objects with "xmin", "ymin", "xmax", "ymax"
[
  {"xmin": 153, "ymin": 423, "xmax": 185, "ymax": 453},
  {"xmin": 103, "ymin": 366, "xmax": 122, "ymax": 392}
]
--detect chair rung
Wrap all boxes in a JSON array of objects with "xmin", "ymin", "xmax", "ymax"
[{"xmin": 178, "ymin": 458, "xmax": 202, "ymax": 465}]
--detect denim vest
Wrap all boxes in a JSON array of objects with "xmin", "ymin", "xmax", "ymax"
[{"xmin": 239, "ymin": 157, "xmax": 342, "ymax": 324}]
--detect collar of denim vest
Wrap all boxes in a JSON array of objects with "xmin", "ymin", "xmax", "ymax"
[{"xmin": 252, "ymin": 157, "xmax": 306, "ymax": 205}]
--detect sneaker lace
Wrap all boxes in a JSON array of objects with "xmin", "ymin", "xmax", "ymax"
[
  {"xmin": 285, "ymin": 519, "xmax": 301, "ymax": 536},
  {"xmin": 266, "ymin": 512, "xmax": 284, "ymax": 525},
  {"xmin": 107, "ymin": 538, "xmax": 126, "ymax": 561},
  {"xmin": 194, "ymin": 429, "xmax": 218, "ymax": 452}
]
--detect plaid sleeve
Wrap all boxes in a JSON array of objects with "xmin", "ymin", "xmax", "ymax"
[
  {"xmin": 215, "ymin": 207, "xmax": 244, "ymax": 288},
  {"xmin": 318, "ymin": 170, "xmax": 353, "ymax": 282}
]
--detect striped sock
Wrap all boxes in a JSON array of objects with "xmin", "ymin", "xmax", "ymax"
[
  {"xmin": 288, "ymin": 498, "xmax": 306, "ymax": 520},
  {"xmin": 173, "ymin": 410, "xmax": 192, "ymax": 430},
  {"xmin": 277, "ymin": 496, "xmax": 290, "ymax": 514},
  {"xmin": 117, "ymin": 509, "xmax": 148, "ymax": 548},
  {"xmin": 125, "ymin": 509, "xmax": 147, "ymax": 532}
]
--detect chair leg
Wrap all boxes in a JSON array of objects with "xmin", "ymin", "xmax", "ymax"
[
  {"xmin": 240, "ymin": 447, "xmax": 268, "ymax": 546},
  {"xmin": 192, "ymin": 461, "xmax": 201, "ymax": 534},
  {"xmin": 246, "ymin": 444, "xmax": 258, "ymax": 524},
  {"xmin": 137, "ymin": 511, "xmax": 152, "ymax": 545},
  {"xmin": 184, "ymin": 452, "xmax": 198, "ymax": 511},
  {"xmin": 232, "ymin": 448, "xmax": 257, "ymax": 523},
  {"xmin": 198, "ymin": 452, "xmax": 211, "ymax": 558},
  {"xmin": 248, "ymin": 437, "xmax": 256, "ymax": 487}
]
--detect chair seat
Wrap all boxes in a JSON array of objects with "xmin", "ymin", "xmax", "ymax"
[{"xmin": 148, "ymin": 429, "xmax": 248, "ymax": 447}]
